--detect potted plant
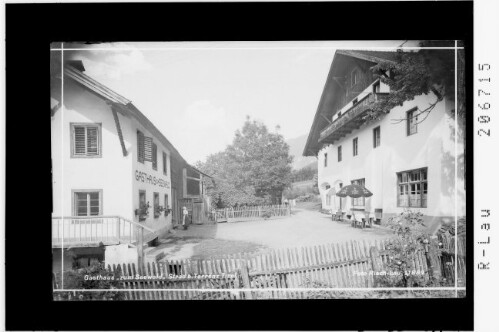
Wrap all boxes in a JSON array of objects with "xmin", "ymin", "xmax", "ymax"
[
  {"xmin": 154, "ymin": 205, "xmax": 163, "ymax": 218},
  {"xmin": 135, "ymin": 201, "xmax": 150, "ymax": 221}
]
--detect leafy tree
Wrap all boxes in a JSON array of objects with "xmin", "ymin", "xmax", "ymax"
[
  {"xmin": 364, "ymin": 40, "xmax": 466, "ymax": 180},
  {"xmin": 197, "ymin": 117, "xmax": 293, "ymax": 207}
]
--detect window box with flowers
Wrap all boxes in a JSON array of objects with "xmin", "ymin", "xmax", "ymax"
[{"xmin": 135, "ymin": 202, "xmax": 150, "ymax": 221}]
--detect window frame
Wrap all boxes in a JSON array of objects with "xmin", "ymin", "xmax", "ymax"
[
  {"xmin": 72, "ymin": 189, "xmax": 103, "ymax": 216},
  {"xmin": 164, "ymin": 194, "xmax": 169, "ymax": 217},
  {"xmin": 152, "ymin": 143, "xmax": 158, "ymax": 170},
  {"xmin": 407, "ymin": 107, "xmax": 418, "ymax": 136},
  {"xmin": 324, "ymin": 153, "xmax": 328, "ymax": 167},
  {"xmin": 153, "ymin": 192, "xmax": 160, "ymax": 218},
  {"xmin": 325, "ymin": 185, "xmax": 331, "ymax": 205},
  {"xmin": 351, "ymin": 178, "xmax": 366, "ymax": 207},
  {"xmin": 373, "ymin": 126, "xmax": 381, "ymax": 148},
  {"xmin": 139, "ymin": 190, "xmax": 147, "ymax": 212},
  {"xmin": 337, "ymin": 145, "xmax": 342, "ymax": 162},
  {"xmin": 137, "ymin": 130, "xmax": 145, "ymax": 163},
  {"xmin": 351, "ymin": 68, "xmax": 359, "ymax": 87},
  {"xmin": 70, "ymin": 123, "xmax": 102, "ymax": 158},
  {"xmin": 396, "ymin": 167, "xmax": 428, "ymax": 208},
  {"xmin": 353, "ymin": 137, "xmax": 358, "ymax": 156},
  {"xmin": 163, "ymin": 152, "xmax": 168, "ymax": 175}
]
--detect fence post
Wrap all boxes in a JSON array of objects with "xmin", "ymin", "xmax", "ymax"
[
  {"xmin": 137, "ymin": 226, "xmax": 144, "ymax": 274},
  {"xmin": 116, "ymin": 217, "xmax": 121, "ymax": 241},
  {"xmin": 369, "ymin": 246, "xmax": 382, "ymax": 287},
  {"xmin": 238, "ymin": 259, "xmax": 253, "ymax": 299},
  {"xmin": 427, "ymin": 241, "xmax": 441, "ymax": 281}
]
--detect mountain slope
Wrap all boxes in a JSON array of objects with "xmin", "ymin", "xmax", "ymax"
[{"xmin": 286, "ymin": 134, "xmax": 317, "ymax": 170}]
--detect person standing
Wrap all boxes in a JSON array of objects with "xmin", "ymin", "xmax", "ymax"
[{"xmin": 182, "ymin": 206, "xmax": 188, "ymax": 230}]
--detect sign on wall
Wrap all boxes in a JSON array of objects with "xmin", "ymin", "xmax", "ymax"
[{"xmin": 135, "ymin": 170, "xmax": 170, "ymax": 188}]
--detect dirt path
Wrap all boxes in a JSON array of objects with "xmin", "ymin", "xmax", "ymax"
[{"xmin": 155, "ymin": 208, "xmax": 394, "ymax": 261}]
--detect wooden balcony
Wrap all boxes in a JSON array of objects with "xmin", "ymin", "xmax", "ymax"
[
  {"xmin": 52, "ymin": 216, "xmax": 154, "ymax": 248},
  {"xmin": 319, "ymin": 92, "xmax": 388, "ymax": 144}
]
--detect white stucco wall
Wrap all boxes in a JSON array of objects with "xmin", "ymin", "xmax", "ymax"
[
  {"xmin": 51, "ymin": 79, "xmax": 174, "ymax": 237},
  {"xmin": 51, "ymin": 80, "xmax": 133, "ymax": 220},
  {"xmin": 130, "ymin": 120, "xmax": 173, "ymax": 232},
  {"xmin": 317, "ymin": 92, "xmax": 465, "ymax": 226}
]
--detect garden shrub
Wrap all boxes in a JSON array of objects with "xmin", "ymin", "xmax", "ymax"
[
  {"xmin": 379, "ymin": 210, "xmax": 448, "ymax": 288},
  {"xmin": 54, "ymin": 262, "xmax": 125, "ymax": 301}
]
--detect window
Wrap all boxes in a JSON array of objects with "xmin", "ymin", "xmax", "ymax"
[
  {"xmin": 407, "ymin": 108, "xmax": 418, "ymax": 136},
  {"xmin": 351, "ymin": 179, "xmax": 366, "ymax": 206},
  {"xmin": 137, "ymin": 130, "xmax": 145, "ymax": 163},
  {"xmin": 73, "ymin": 190, "xmax": 102, "ymax": 216},
  {"xmin": 152, "ymin": 143, "xmax": 158, "ymax": 170},
  {"xmin": 373, "ymin": 81, "xmax": 380, "ymax": 93},
  {"xmin": 373, "ymin": 126, "xmax": 380, "ymax": 148},
  {"xmin": 397, "ymin": 168, "xmax": 428, "ymax": 208},
  {"xmin": 153, "ymin": 192, "xmax": 160, "ymax": 218},
  {"xmin": 351, "ymin": 68, "xmax": 359, "ymax": 86},
  {"xmin": 163, "ymin": 152, "xmax": 168, "ymax": 175},
  {"xmin": 338, "ymin": 146, "xmax": 342, "ymax": 162},
  {"xmin": 352, "ymin": 98, "xmax": 358, "ymax": 105},
  {"xmin": 71, "ymin": 123, "xmax": 101, "ymax": 157},
  {"xmin": 139, "ymin": 190, "xmax": 146, "ymax": 209},
  {"xmin": 324, "ymin": 153, "xmax": 328, "ymax": 167},
  {"xmin": 353, "ymin": 137, "xmax": 358, "ymax": 156},
  {"xmin": 164, "ymin": 194, "xmax": 169, "ymax": 216}
]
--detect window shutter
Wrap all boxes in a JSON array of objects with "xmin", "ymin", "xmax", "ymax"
[
  {"xmin": 74, "ymin": 127, "xmax": 86, "ymax": 155},
  {"xmin": 86, "ymin": 127, "xmax": 99, "ymax": 155},
  {"xmin": 163, "ymin": 152, "xmax": 167, "ymax": 174},
  {"xmin": 137, "ymin": 131, "xmax": 145, "ymax": 162},
  {"xmin": 152, "ymin": 143, "xmax": 157, "ymax": 169},
  {"xmin": 144, "ymin": 136, "xmax": 153, "ymax": 162}
]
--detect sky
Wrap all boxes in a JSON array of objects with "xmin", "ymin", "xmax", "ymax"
[{"xmin": 59, "ymin": 41, "xmax": 416, "ymax": 164}]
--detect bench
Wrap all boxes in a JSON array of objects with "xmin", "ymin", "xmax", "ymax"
[{"xmin": 332, "ymin": 211, "xmax": 345, "ymax": 222}]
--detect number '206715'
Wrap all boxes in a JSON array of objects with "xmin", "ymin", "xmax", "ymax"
[{"xmin": 478, "ymin": 63, "xmax": 491, "ymax": 137}]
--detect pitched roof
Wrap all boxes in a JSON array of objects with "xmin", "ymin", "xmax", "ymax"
[
  {"xmin": 336, "ymin": 50, "xmax": 398, "ymax": 64},
  {"xmin": 303, "ymin": 49, "xmax": 398, "ymax": 157},
  {"xmin": 63, "ymin": 62, "xmax": 200, "ymax": 173}
]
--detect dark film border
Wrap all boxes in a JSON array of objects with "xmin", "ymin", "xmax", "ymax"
[{"xmin": 5, "ymin": 1, "xmax": 473, "ymax": 331}]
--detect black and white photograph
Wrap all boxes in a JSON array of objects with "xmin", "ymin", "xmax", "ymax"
[
  {"xmin": 50, "ymin": 40, "xmax": 467, "ymax": 301},
  {"xmin": 5, "ymin": 1, "xmax": 486, "ymax": 330}
]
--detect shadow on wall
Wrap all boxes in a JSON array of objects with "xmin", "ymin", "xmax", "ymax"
[{"xmin": 440, "ymin": 107, "xmax": 466, "ymax": 210}]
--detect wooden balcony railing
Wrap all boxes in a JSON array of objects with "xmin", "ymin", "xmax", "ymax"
[
  {"xmin": 52, "ymin": 216, "xmax": 154, "ymax": 248},
  {"xmin": 319, "ymin": 92, "xmax": 388, "ymax": 143}
]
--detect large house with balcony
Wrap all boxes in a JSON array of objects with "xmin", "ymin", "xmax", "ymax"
[
  {"xmin": 51, "ymin": 57, "xmax": 211, "ymax": 271},
  {"xmin": 303, "ymin": 50, "xmax": 465, "ymax": 232}
]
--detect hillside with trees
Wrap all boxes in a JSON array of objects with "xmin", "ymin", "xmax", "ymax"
[{"xmin": 196, "ymin": 117, "xmax": 293, "ymax": 208}]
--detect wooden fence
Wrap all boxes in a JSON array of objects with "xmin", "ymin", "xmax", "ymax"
[
  {"xmin": 52, "ymin": 216, "xmax": 154, "ymax": 248},
  {"xmin": 213, "ymin": 205, "xmax": 291, "ymax": 223},
  {"xmin": 53, "ymin": 233, "xmax": 465, "ymax": 300}
]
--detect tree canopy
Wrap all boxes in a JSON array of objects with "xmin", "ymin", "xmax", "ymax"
[
  {"xmin": 196, "ymin": 117, "xmax": 293, "ymax": 207},
  {"xmin": 364, "ymin": 41, "xmax": 465, "ymax": 127}
]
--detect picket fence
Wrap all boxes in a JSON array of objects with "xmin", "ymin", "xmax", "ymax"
[
  {"xmin": 53, "ymin": 233, "xmax": 465, "ymax": 300},
  {"xmin": 213, "ymin": 204, "xmax": 290, "ymax": 223}
]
